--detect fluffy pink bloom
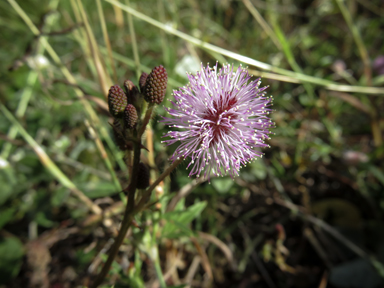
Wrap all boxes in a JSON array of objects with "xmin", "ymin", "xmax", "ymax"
[{"xmin": 162, "ymin": 63, "xmax": 274, "ymax": 179}]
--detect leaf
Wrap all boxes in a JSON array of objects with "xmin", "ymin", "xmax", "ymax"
[
  {"xmin": 35, "ymin": 211, "xmax": 55, "ymax": 228},
  {"xmin": 162, "ymin": 201, "xmax": 207, "ymax": 239},
  {"xmin": 0, "ymin": 207, "xmax": 16, "ymax": 229},
  {"xmin": 0, "ymin": 171, "xmax": 14, "ymax": 205},
  {"xmin": 250, "ymin": 159, "xmax": 267, "ymax": 180},
  {"xmin": 80, "ymin": 181, "xmax": 119, "ymax": 198},
  {"xmin": 330, "ymin": 258, "xmax": 383, "ymax": 288},
  {"xmin": 0, "ymin": 236, "xmax": 25, "ymax": 284},
  {"xmin": 369, "ymin": 166, "xmax": 384, "ymax": 186},
  {"xmin": 311, "ymin": 198, "xmax": 362, "ymax": 228},
  {"xmin": 211, "ymin": 178, "xmax": 234, "ymax": 194}
]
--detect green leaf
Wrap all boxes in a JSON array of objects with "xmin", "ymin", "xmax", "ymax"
[
  {"xmin": 330, "ymin": 258, "xmax": 383, "ymax": 288},
  {"xmin": 0, "ymin": 236, "xmax": 24, "ymax": 284},
  {"xmin": 370, "ymin": 166, "xmax": 384, "ymax": 186},
  {"xmin": 80, "ymin": 181, "xmax": 119, "ymax": 198},
  {"xmin": 35, "ymin": 211, "xmax": 55, "ymax": 228},
  {"xmin": 162, "ymin": 201, "xmax": 207, "ymax": 239},
  {"xmin": 0, "ymin": 207, "xmax": 16, "ymax": 229},
  {"xmin": 0, "ymin": 171, "xmax": 14, "ymax": 205},
  {"xmin": 211, "ymin": 178, "xmax": 234, "ymax": 194}
]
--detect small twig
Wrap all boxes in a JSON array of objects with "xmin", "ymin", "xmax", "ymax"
[
  {"xmin": 191, "ymin": 237, "xmax": 212, "ymax": 280},
  {"xmin": 198, "ymin": 231, "xmax": 236, "ymax": 271},
  {"xmin": 183, "ymin": 256, "xmax": 201, "ymax": 288},
  {"xmin": 328, "ymin": 91, "xmax": 372, "ymax": 115},
  {"xmin": 167, "ymin": 177, "xmax": 208, "ymax": 212},
  {"xmin": 304, "ymin": 228, "xmax": 333, "ymax": 269},
  {"xmin": 134, "ymin": 157, "xmax": 184, "ymax": 213}
]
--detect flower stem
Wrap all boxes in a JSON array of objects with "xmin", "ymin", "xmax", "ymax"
[
  {"xmin": 91, "ymin": 149, "xmax": 183, "ymax": 288},
  {"xmin": 91, "ymin": 139, "xmax": 141, "ymax": 288},
  {"xmin": 138, "ymin": 103, "xmax": 154, "ymax": 138}
]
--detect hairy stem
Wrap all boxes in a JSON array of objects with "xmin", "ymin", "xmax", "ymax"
[{"xmin": 91, "ymin": 139, "xmax": 141, "ymax": 287}]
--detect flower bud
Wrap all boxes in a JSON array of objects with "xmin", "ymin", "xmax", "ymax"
[
  {"xmin": 124, "ymin": 104, "xmax": 138, "ymax": 129},
  {"xmin": 139, "ymin": 72, "xmax": 148, "ymax": 93},
  {"xmin": 124, "ymin": 80, "xmax": 141, "ymax": 110},
  {"xmin": 143, "ymin": 65, "xmax": 168, "ymax": 105},
  {"xmin": 137, "ymin": 162, "xmax": 150, "ymax": 189},
  {"xmin": 108, "ymin": 85, "xmax": 127, "ymax": 117}
]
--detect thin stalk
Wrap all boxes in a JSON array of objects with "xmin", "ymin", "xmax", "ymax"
[
  {"xmin": 268, "ymin": 7, "xmax": 315, "ymax": 102},
  {"xmin": 91, "ymin": 139, "xmax": 141, "ymax": 288},
  {"xmin": 335, "ymin": 0, "xmax": 382, "ymax": 146},
  {"xmin": 112, "ymin": 2, "xmax": 124, "ymax": 28},
  {"xmin": 335, "ymin": 0, "xmax": 371, "ymax": 85},
  {"xmin": 96, "ymin": 0, "xmax": 118, "ymax": 83},
  {"xmin": 138, "ymin": 104, "xmax": 154, "ymax": 138},
  {"xmin": 125, "ymin": 0, "xmax": 141, "ymax": 79},
  {"xmin": 157, "ymin": 0, "xmax": 170, "ymax": 67},
  {"xmin": 134, "ymin": 157, "xmax": 184, "ymax": 213},
  {"xmin": 150, "ymin": 211, "xmax": 167, "ymax": 288},
  {"xmin": 242, "ymin": 0, "xmax": 281, "ymax": 49},
  {"xmin": 104, "ymin": 0, "xmax": 384, "ymax": 95},
  {"xmin": 76, "ymin": 0, "xmax": 112, "ymax": 95},
  {"xmin": 153, "ymin": 247, "xmax": 167, "ymax": 288},
  {"xmin": 1, "ymin": 104, "xmax": 102, "ymax": 215},
  {"xmin": 145, "ymin": 125, "xmax": 157, "ymax": 181},
  {"xmin": 69, "ymin": 0, "xmax": 98, "ymax": 79}
]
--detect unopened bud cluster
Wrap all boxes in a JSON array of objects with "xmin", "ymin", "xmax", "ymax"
[
  {"xmin": 108, "ymin": 65, "xmax": 168, "ymax": 152},
  {"xmin": 143, "ymin": 65, "xmax": 168, "ymax": 105}
]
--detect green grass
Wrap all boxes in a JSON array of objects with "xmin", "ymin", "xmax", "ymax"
[{"xmin": 1, "ymin": 0, "xmax": 384, "ymax": 287}]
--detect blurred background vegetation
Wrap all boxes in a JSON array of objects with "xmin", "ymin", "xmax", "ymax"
[{"xmin": 1, "ymin": 0, "xmax": 384, "ymax": 287}]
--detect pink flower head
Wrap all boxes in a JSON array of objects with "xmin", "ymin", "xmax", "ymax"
[{"xmin": 162, "ymin": 63, "xmax": 274, "ymax": 179}]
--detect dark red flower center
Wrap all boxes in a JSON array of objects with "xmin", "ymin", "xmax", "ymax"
[{"xmin": 203, "ymin": 93, "xmax": 238, "ymax": 146}]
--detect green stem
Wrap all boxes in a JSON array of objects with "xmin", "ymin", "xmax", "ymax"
[
  {"xmin": 138, "ymin": 104, "xmax": 154, "ymax": 138},
  {"xmin": 153, "ymin": 248, "xmax": 167, "ymax": 288}
]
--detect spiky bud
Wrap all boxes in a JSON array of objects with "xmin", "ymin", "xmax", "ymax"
[
  {"xmin": 112, "ymin": 119, "xmax": 132, "ymax": 150},
  {"xmin": 137, "ymin": 162, "xmax": 150, "ymax": 189},
  {"xmin": 108, "ymin": 85, "xmax": 127, "ymax": 117},
  {"xmin": 124, "ymin": 104, "xmax": 138, "ymax": 129},
  {"xmin": 143, "ymin": 65, "xmax": 168, "ymax": 104},
  {"xmin": 139, "ymin": 72, "xmax": 148, "ymax": 93}
]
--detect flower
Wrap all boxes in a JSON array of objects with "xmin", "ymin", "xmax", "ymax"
[{"xmin": 162, "ymin": 63, "xmax": 274, "ymax": 179}]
